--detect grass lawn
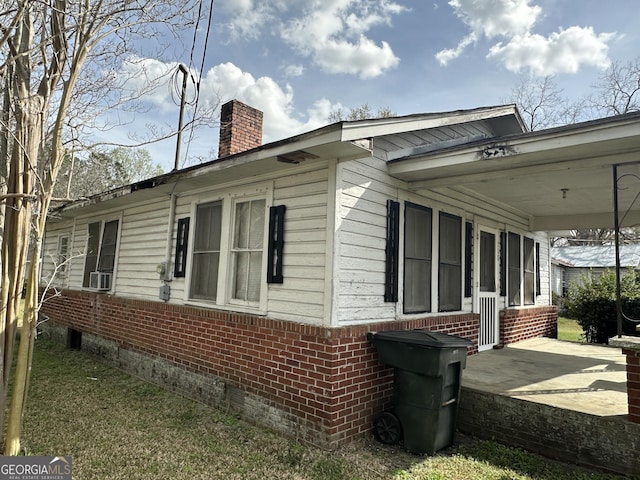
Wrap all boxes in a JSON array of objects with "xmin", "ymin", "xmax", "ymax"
[
  {"xmin": 557, "ymin": 316, "xmax": 585, "ymax": 343},
  {"xmin": 21, "ymin": 339, "xmax": 624, "ymax": 480}
]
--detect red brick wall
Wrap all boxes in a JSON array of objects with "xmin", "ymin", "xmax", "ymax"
[
  {"xmin": 40, "ymin": 290, "xmax": 479, "ymax": 447},
  {"xmin": 622, "ymin": 348, "xmax": 640, "ymax": 424},
  {"xmin": 218, "ymin": 100, "xmax": 263, "ymax": 158},
  {"xmin": 499, "ymin": 306, "xmax": 558, "ymax": 346}
]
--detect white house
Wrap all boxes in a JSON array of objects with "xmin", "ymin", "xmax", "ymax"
[
  {"xmin": 40, "ymin": 100, "xmax": 640, "ymax": 447},
  {"xmin": 551, "ymin": 244, "xmax": 640, "ymax": 296}
]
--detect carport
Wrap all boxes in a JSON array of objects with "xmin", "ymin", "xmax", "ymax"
[
  {"xmin": 386, "ymin": 112, "xmax": 640, "ymax": 475},
  {"xmin": 388, "ymin": 110, "xmax": 640, "ymax": 232}
]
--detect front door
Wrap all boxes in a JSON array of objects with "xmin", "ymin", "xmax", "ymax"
[{"xmin": 477, "ymin": 227, "xmax": 499, "ymax": 351}]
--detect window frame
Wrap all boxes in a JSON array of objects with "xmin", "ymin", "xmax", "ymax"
[
  {"xmin": 57, "ymin": 234, "xmax": 70, "ymax": 275},
  {"xmin": 81, "ymin": 216, "xmax": 121, "ymax": 292},
  {"xmin": 185, "ymin": 185, "xmax": 271, "ymax": 313},
  {"xmin": 506, "ymin": 231, "xmax": 539, "ymax": 307},
  {"xmin": 438, "ymin": 212, "xmax": 462, "ymax": 312},
  {"xmin": 399, "ymin": 199, "xmax": 466, "ymax": 315},
  {"xmin": 403, "ymin": 201, "xmax": 433, "ymax": 314}
]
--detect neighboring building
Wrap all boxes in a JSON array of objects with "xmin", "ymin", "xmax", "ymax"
[
  {"xmin": 42, "ymin": 100, "xmax": 640, "ymax": 448},
  {"xmin": 551, "ymin": 245, "xmax": 640, "ymax": 296}
]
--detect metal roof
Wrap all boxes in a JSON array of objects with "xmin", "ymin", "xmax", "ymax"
[{"xmin": 551, "ymin": 245, "xmax": 640, "ymax": 268}]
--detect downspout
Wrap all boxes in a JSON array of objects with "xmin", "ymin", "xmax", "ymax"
[{"xmin": 163, "ymin": 190, "xmax": 178, "ymax": 283}]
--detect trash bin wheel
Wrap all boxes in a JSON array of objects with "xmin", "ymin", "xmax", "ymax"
[{"xmin": 373, "ymin": 411, "xmax": 402, "ymax": 445}]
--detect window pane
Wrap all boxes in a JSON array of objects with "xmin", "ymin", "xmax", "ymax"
[
  {"xmin": 439, "ymin": 264, "xmax": 461, "ymax": 311},
  {"xmin": 480, "ymin": 231, "xmax": 496, "ymax": 292},
  {"xmin": 232, "ymin": 199, "xmax": 266, "ymax": 303},
  {"xmin": 404, "ymin": 259, "xmax": 431, "ymax": 313},
  {"xmin": 83, "ymin": 222, "xmax": 101, "ymax": 287},
  {"xmin": 234, "ymin": 202, "xmax": 250, "ymax": 249},
  {"xmin": 190, "ymin": 252, "xmax": 219, "ymax": 300},
  {"xmin": 249, "ymin": 200, "xmax": 266, "ymax": 249},
  {"xmin": 58, "ymin": 236, "xmax": 69, "ymax": 273},
  {"xmin": 194, "ymin": 202, "xmax": 222, "ymax": 251},
  {"xmin": 508, "ymin": 232, "xmax": 521, "ymax": 306},
  {"xmin": 439, "ymin": 214, "xmax": 461, "ymax": 263},
  {"xmin": 191, "ymin": 202, "xmax": 222, "ymax": 301},
  {"xmin": 523, "ymin": 237, "xmax": 535, "ymax": 305},
  {"xmin": 405, "ymin": 205, "xmax": 431, "ymax": 259},
  {"xmin": 234, "ymin": 251, "xmax": 263, "ymax": 302},
  {"xmin": 98, "ymin": 220, "xmax": 119, "ymax": 272},
  {"xmin": 404, "ymin": 203, "xmax": 432, "ymax": 313},
  {"xmin": 439, "ymin": 213, "xmax": 461, "ymax": 312}
]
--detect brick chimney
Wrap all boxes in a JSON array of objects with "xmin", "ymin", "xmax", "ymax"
[{"xmin": 218, "ymin": 100, "xmax": 263, "ymax": 158}]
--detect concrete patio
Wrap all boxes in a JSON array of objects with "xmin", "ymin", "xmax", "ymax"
[
  {"xmin": 463, "ymin": 337, "xmax": 628, "ymax": 417},
  {"xmin": 457, "ymin": 338, "xmax": 639, "ymax": 476}
]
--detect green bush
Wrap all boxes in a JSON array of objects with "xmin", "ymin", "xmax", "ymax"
[{"xmin": 564, "ymin": 269, "xmax": 640, "ymax": 344}]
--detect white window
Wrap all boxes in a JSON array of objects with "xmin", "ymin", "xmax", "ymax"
[
  {"xmin": 82, "ymin": 219, "xmax": 119, "ymax": 290},
  {"xmin": 438, "ymin": 212, "xmax": 462, "ymax": 312},
  {"xmin": 57, "ymin": 234, "xmax": 70, "ymax": 274},
  {"xmin": 188, "ymin": 194, "xmax": 268, "ymax": 309},
  {"xmin": 404, "ymin": 202, "xmax": 432, "ymax": 313},
  {"xmin": 190, "ymin": 201, "xmax": 222, "ymax": 301},
  {"xmin": 231, "ymin": 199, "xmax": 265, "ymax": 303},
  {"xmin": 402, "ymin": 203, "xmax": 465, "ymax": 314},
  {"xmin": 507, "ymin": 232, "xmax": 539, "ymax": 307}
]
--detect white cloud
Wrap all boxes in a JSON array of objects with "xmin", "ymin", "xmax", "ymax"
[
  {"xmin": 435, "ymin": 33, "xmax": 476, "ymax": 66},
  {"xmin": 282, "ymin": 64, "xmax": 305, "ymax": 77},
  {"xmin": 186, "ymin": 62, "xmax": 339, "ymax": 142},
  {"xmin": 449, "ymin": 0, "xmax": 540, "ymax": 38},
  {"xmin": 488, "ymin": 27, "xmax": 615, "ymax": 75},
  {"xmin": 218, "ymin": 0, "xmax": 406, "ymax": 78},
  {"xmin": 216, "ymin": 0, "xmax": 279, "ymax": 41},
  {"xmin": 281, "ymin": 1, "xmax": 406, "ymax": 78},
  {"xmin": 117, "ymin": 56, "xmax": 178, "ymax": 112},
  {"xmin": 437, "ymin": 0, "xmax": 615, "ymax": 75}
]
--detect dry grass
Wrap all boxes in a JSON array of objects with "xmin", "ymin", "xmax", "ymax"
[{"xmin": 21, "ymin": 339, "xmax": 625, "ymax": 480}]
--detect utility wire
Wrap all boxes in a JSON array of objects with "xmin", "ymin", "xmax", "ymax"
[{"xmin": 181, "ymin": 0, "xmax": 215, "ymax": 167}]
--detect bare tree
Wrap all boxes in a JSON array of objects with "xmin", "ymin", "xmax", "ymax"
[
  {"xmin": 589, "ymin": 58, "xmax": 640, "ymax": 116},
  {"xmin": 0, "ymin": 0, "xmax": 200, "ymax": 454},
  {"xmin": 506, "ymin": 75, "xmax": 584, "ymax": 131},
  {"xmin": 328, "ymin": 103, "xmax": 396, "ymax": 122}
]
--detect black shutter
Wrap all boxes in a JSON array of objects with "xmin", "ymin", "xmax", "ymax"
[
  {"xmin": 464, "ymin": 222, "xmax": 473, "ymax": 297},
  {"xmin": 500, "ymin": 231, "xmax": 507, "ymax": 296},
  {"xmin": 174, "ymin": 217, "xmax": 190, "ymax": 277},
  {"xmin": 385, "ymin": 200, "xmax": 400, "ymax": 302},
  {"xmin": 536, "ymin": 242, "xmax": 541, "ymax": 296},
  {"xmin": 267, "ymin": 205, "xmax": 286, "ymax": 284}
]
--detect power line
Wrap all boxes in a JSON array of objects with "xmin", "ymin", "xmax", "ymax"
[{"xmin": 181, "ymin": 0, "xmax": 215, "ymax": 168}]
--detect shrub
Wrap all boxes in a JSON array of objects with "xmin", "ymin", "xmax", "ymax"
[{"xmin": 564, "ymin": 269, "xmax": 640, "ymax": 343}]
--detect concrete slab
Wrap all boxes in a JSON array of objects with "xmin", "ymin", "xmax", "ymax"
[{"xmin": 462, "ymin": 337, "xmax": 628, "ymax": 417}]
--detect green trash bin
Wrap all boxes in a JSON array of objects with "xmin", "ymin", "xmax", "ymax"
[{"xmin": 368, "ymin": 330, "xmax": 472, "ymax": 455}]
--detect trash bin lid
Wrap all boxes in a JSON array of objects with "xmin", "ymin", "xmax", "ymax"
[{"xmin": 370, "ymin": 329, "xmax": 472, "ymax": 348}]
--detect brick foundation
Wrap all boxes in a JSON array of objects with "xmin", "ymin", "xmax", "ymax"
[
  {"xmin": 622, "ymin": 348, "xmax": 640, "ymax": 424},
  {"xmin": 500, "ymin": 306, "xmax": 558, "ymax": 346},
  {"xmin": 40, "ymin": 290, "xmax": 479, "ymax": 448}
]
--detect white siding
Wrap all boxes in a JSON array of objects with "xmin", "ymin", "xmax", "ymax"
[
  {"xmin": 334, "ymin": 152, "xmax": 551, "ymax": 325},
  {"xmin": 41, "ymin": 220, "xmax": 75, "ymax": 290},
  {"xmin": 116, "ymin": 198, "xmax": 171, "ymax": 299},
  {"xmin": 269, "ymin": 166, "xmax": 330, "ymax": 324}
]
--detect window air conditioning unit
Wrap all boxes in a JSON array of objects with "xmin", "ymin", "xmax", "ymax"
[{"xmin": 89, "ymin": 271, "xmax": 112, "ymax": 291}]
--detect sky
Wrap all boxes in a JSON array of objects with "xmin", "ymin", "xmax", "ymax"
[{"xmin": 103, "ymin": 0, "xmax": 640, "ymax": 172}]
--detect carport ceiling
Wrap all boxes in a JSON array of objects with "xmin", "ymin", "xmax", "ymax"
[{"xmin": 388, "ymin": 112, "xmax": 640, "ymax": 231}]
